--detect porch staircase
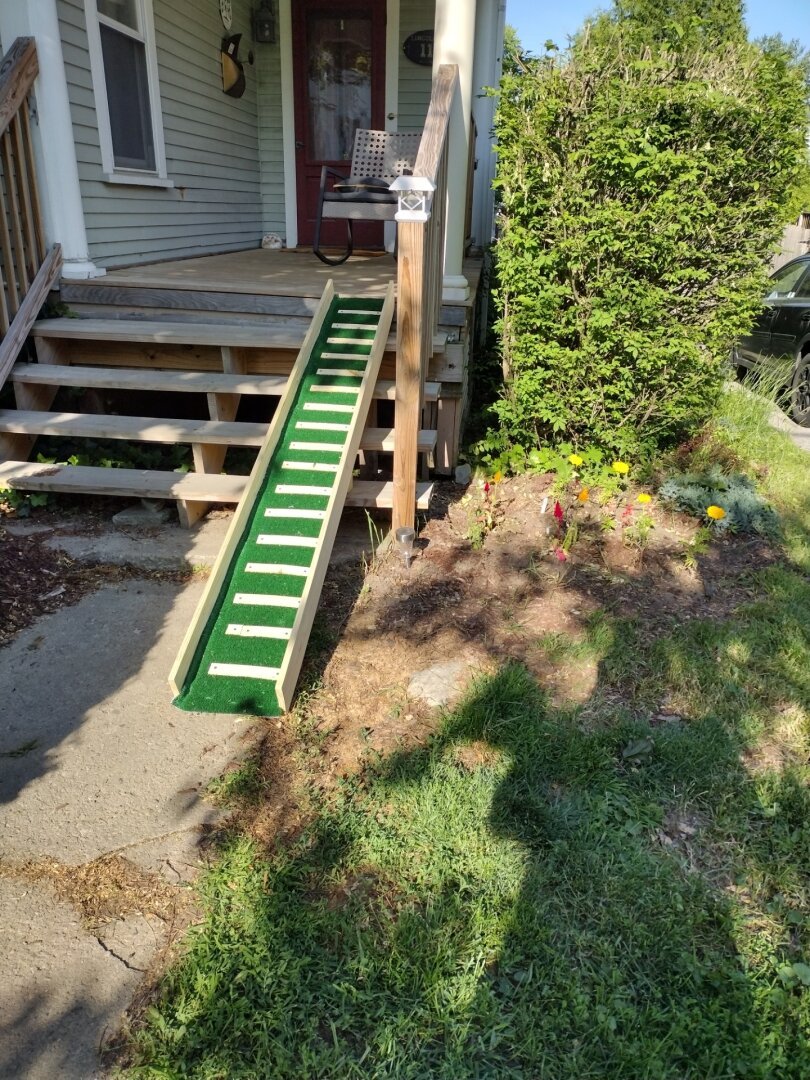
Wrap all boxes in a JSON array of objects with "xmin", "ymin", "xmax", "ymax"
[
  {"xmin": 170, "ymin": 283, "xmax": 395, "ymax": 715},
  {"xmin": 0, "ymin": 278, "xmax": 439, "ymax": 525}
]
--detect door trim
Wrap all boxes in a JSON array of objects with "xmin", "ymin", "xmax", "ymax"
[{"xmin": 279, "ymin": 0, "xmax": 400, "ymax": 250}]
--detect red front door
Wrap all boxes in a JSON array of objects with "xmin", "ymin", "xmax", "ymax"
[{"xmin": 292, "ymin": 1, "xmax": 387, "ymax": 249}]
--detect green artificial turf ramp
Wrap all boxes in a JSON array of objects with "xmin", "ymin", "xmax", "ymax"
[{"xmin": 173, "ymin": 291, "xmax": 389, "ymax": 717}]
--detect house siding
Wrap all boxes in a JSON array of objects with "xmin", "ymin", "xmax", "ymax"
[
  {"xmin": 398, "ymin": 0, "xmax": 435, "ymax": 132},
  {"xmin": 256, "ymin": 42, "xmax": 286, "ymax": 237},
  {"xmin": 57, "ymin": 0, "xmax": 262, "ymax": 269}
]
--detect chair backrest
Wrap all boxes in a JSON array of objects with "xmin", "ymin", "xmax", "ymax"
[{"xmin": 350, "ymin": 130, "xmax": 422, "ymax": 183}]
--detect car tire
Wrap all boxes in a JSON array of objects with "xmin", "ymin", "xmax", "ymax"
[{"xmin": 790, "ymin": 350, "xmax": 810, "ymax": 427}]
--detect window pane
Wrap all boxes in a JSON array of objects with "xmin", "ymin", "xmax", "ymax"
[
  {"xmin": 97, "ymin": 0, "xmax": 139, "ymax": 31},
  {"xmin": 100, "ymin": 23, "xmax": 155, "ymax": 170},
  {"xmin": 306, "ymin": 16, "xmax": 372, "ymax": 162},
  {"xmin": 767, "ymin": 261, "xmax": 808, "ymax": 299}
]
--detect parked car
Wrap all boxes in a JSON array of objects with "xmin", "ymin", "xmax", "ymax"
[{"xmin": 734, "ymin": 254, "xmax": 810, "ymax": 426}]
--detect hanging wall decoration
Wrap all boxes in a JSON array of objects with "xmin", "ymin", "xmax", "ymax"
[{"xmin": 221, "ymin": 33, "xmax": 246, "ymax": 98}]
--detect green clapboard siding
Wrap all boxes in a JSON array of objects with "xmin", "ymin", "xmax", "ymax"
[
  {"xmin": 57, "ymin": 0, "xmax": 264, "ymax": 268},
  {"xmin": 399, "ymin": 0, "xmax": 435, "ymax": 132}
]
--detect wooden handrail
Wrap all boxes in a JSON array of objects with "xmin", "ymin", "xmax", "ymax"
[
  {"xmin": 392, "ymin": 64, "xmax": 458, "ymax": 532},
  {"xmin": 412, "ymin": 64, "xmax": 459, "ymax": 184},
  {"xmin": 0, "ymin": 37, "xmax": 59, "ymax": 391},
  {"xmin": 0, "ymin": 38, "xmax": 38, "ymax": 140}
]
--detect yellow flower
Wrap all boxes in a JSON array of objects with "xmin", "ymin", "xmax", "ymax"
[
  {"xmin": 706, "ymin": 505, "xmax": 726, "ymax": 521},
  {"xmin": 637, "ymin": 493, "xmax": 652, "ymax": 504},
  {"xmin": 493, "ymin": 470, "xmax": 503, "ymax": 484},
  {"xmin": 569, "ymin": 454, "xmax": 583, "ymax": 467},
  {"xmin": 612, "ymin": 461, "xmax": 630, "ymax": 475},
  {"xmin": 578, "ymin": 487, "xmax": 589, "ymax": 502}
]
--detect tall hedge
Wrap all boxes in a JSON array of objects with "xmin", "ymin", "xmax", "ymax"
[{"xmin": 491, "ymin": 0, "xmax": 810, "ymax": 457}]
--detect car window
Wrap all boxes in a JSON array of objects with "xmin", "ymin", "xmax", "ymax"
[
  {"xmin": 766, "ymin": 261, "xmax": 809, "ymax": 299},
  {"xmin": 794, "ymin": 271, "xmax": 810, "ymax": 298}
]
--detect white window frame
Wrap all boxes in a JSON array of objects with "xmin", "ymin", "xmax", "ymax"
[{"xmin": 84, "ymin": 0, "xmax": 172, "ymax": 187}]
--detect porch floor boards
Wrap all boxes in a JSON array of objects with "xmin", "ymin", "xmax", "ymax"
[{"xmin": 91, "ymin": 249, "xmax": 483, "ymax": 304}]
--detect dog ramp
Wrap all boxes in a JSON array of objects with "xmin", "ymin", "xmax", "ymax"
[{"xmin": 169, "ymin": 281, "xmax": 395, "ymax": 716}]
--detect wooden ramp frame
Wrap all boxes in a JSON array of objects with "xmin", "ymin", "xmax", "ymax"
[{"xmin": 169, "ymin": 280, "xmax": 395, "ymax": 715}]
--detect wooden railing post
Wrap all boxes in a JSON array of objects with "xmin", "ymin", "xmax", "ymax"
[
  {"xmin": 393, "ymin": 221, "xmax": 427, "ymax": 532},
  {"xmin": 392, "ymin": 64, "xmax": 459, "ymax": 532}
]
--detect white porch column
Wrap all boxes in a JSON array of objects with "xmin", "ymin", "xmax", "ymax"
[
  {"xmin": 433, "ymin": 0, "xmax": 477, "ymax": 302},
  {"xmin": 0, "ymin": 0, "xmax": 103, "ymax": 278},
  {"xmin": 471, "ymin": 0, "xmax": 506, "ymax": 251}
]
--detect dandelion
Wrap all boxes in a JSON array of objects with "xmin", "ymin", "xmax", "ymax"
[
  {"xmin": 612, "ymin": 461, "xmax": 630, "ymax": 475},
  {"xmin": 493, "ymin": 470, "xmax": 503, "ymax": 484},
  {"xmin": 569, "ymin": 454, "xmax": 583, "ymax": 467},
  {"xmin": 706, "ymin": 505, "xmax": 726, "ymax": 521},
  {"xmin": 578, "ymin": 488, "xmax": 589, "ymax": 502},
  {"xmin": 637, "ymin": 493, "xmax": 652, "ymax": 504}
]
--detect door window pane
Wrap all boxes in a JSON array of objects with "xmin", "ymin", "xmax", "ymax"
[
  {"xmin": 306, "ymin": 16, "xmax": 372, "ymax": 162},
  {"xmin": 100, "ymin": 23, "xmax": 155, "ymax": 170},
  {"xmin": 97, "ymin": 0, "xmax": 139, "ymax": 31},
  {"xmin": 767, "ymin": 260, "xmax": 809, "ymax": 299}
]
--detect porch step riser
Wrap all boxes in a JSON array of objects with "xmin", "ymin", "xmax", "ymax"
[{"xmin": 11, "ymin": 363, "xmax": 440, "ymax": 403}]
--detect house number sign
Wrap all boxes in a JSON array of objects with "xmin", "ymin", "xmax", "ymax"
[{"xmin": 403, "ymin": 30, "xmax": 434, "ymax": 66}]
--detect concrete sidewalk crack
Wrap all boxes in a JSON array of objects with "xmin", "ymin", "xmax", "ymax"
[{"xmin": 94, "ymin": 936, "xmax": 146, "ymax": 972}]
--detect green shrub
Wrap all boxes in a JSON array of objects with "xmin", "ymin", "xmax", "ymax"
[{"xmin": 490, "ymin": 0, "xmax": 809, "ymax": 458}]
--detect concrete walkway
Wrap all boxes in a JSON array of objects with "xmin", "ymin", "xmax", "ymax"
[
  {"xmin": 0, "ymin": 519, "xmax": 249, "ymax": 1079},
  {"xmin": 0, "ymin": 507, "xmax": 377, "ymax": 1079},
  {"xmin": 769, "ymin": 403, "xmax": 810, "ymax": 453}
]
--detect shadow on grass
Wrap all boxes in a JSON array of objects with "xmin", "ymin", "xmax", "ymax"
[{"xmin": 121, "ymin": 551, "xmax": 810, "ymax": 1078}]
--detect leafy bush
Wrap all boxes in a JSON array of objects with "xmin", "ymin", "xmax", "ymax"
[
  {"xmin": 491, "ymin": 0, "xmax": 810, "ymax": 458},
  {"xmin": 659, "ymin": 466, "xmax": 780, "ymax": 534}
]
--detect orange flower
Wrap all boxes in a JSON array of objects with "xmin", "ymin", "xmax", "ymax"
[
  {"xmin": 578, "ymin": 488, "xmax": 589, "ymax": 502},
  {"xmin": 493, "ymin": 470, "xmax": 503, "ymax": 484}
]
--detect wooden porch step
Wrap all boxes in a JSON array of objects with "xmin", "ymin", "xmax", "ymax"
[
  {"xmin": 0, "ymin": 410, "xmax": 268, "ymax": 446},
  {"xmin": 0, "ymin": 411, "xmax": 438, "ymax": 454},
  {"xmin": 362, "ymin": 427, "xmax": 437, "ymax": 454},
  {"xmin": 30, "ymin": 318, "xmax": 447, "ymax": 355},
  {"xmin": 12, "ymin": 362, "xmax": 287, "ymax": 396},
  {"xmin": 0, "ymin": 460, "xmax": 434, "ymax": 509},
  {"xmin": 10, "ymin": 363, "xmax": 440, "ymax": 402}
]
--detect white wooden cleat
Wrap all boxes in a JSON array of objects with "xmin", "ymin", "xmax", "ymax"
[
  {"xmin": 209, "ymin": 663, "xmax": 281, "ymax": 681},
  {"xmin": 226, "ymin": 624, "xmax": 293, "ymax": 640}
]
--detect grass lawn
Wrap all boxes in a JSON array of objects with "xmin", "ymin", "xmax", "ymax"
[{"xmin": 122, "ymin": 387, "xmax": 810, "ymax": 1079}]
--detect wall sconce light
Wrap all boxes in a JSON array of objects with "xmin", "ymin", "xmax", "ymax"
[{"xmin": 252, "ymin": 0, "xmax": 277, "ymax": 43}]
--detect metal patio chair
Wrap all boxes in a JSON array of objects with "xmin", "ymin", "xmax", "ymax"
[{"xmin": 313, "ymin": 129, "xmax": 422, "ymax": 266}]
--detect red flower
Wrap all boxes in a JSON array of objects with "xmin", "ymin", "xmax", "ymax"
[
  {"xmin": 484, "ymin": 482, "xmax": 491, "ymax": 495},
  {"xmin": 553, "ymin": 501, "xmax": 564, "ymax": 522},
  {"xmin": 554, "ymin": 548, "xmax": 568, "ymax": 562}
]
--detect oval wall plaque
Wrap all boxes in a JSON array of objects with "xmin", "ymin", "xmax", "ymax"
[{"xmin": 403, "ymin": 30, "xmax": 434, "ymax": 66}]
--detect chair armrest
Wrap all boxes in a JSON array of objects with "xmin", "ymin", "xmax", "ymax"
[{"xmin": 319, "ymin": 165, "xmax": 349, "ymax": 198}]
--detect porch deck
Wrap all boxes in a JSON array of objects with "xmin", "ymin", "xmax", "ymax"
[{"xmin": 94, "ymin": 248, "xmax": 484, "ymax": 305}]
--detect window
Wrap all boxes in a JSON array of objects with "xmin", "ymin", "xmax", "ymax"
[
  {"xmin": 766, "ymin": 259, "xmax": 809, "ymax": 300},
  {"xmin": 85, "ymin": 0, "xmax": 169, "ymax": 183}
]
